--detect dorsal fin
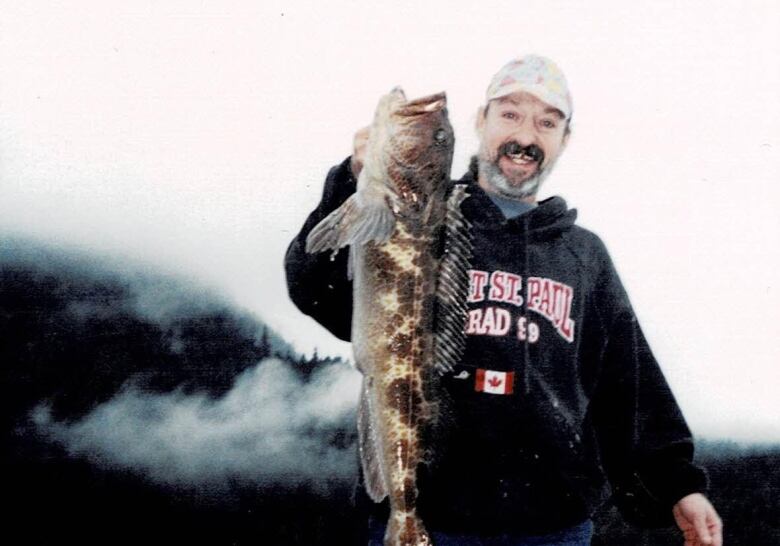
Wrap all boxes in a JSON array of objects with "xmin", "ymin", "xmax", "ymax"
[{"xmin": 433, "ymin": 184, "xmax": 472, "ymax": 375}]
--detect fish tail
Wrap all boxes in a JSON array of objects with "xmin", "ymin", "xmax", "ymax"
[
  {"xmin": 379, "ymin": 362, "xmax": 432, "ymax": 545},
  {"xmin": 385, "ymin": 509, "xmax": 432, "ymax": 546}
]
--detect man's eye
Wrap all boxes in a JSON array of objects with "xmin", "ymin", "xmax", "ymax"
[
  {"xmin": 502, "ymin": 111, "xmax": 517, "ymax": 120},
  {"xmin": 540, "ymin": 119, "xmax": 557, "ymax": 129}
]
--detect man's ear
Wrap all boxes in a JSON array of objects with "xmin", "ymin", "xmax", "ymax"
[
  {"xmin": 561, "ymin": 124, "xmax": 571, "ymax": 149},
  {"xmin": 475, "ymin": 105, "xmax": 486, "ymax": 137}
]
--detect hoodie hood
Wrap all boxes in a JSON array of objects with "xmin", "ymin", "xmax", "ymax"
[{"xmin": 458, "ymin": 157, "xmax": 578, "ymax": 240}]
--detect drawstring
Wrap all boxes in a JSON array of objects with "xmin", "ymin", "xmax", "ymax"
[{"xmin": 523, "ymin": 214, "xmax": 531, "ymax": 395}]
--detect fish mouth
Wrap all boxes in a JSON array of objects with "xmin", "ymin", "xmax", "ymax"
[{"xmin": 394, "ymin": 92, "xmax": 447, "ymax": 117}]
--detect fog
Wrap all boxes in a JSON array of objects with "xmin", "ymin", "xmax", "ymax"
[{"xmin": 34, "ymin": 358, "xmax": 361, "ymax": 493}]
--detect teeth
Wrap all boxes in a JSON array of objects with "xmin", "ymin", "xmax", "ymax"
[
  {"xmin": 507, "ymin": 154, "xmax": 536, "ymax": 165},
  {"xmin": 508, "ymin": 154, "xmax": 534, "ymax": 164}
]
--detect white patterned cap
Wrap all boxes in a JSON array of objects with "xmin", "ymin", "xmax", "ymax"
[{"xmin": 486, "ymin": 55, "xmax": 572, "ymax": 120}]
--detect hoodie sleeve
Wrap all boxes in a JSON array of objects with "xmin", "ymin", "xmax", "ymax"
[
  {"xmin": 588, "ymin": 243, "xmax": 708, "ymax": 527},
  {"xmin": 284, "ymin": 157, "xmax": 357, "ymax": 341}
]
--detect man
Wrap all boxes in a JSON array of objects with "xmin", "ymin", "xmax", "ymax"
[{"xmin": 285, "ymin": 55, "xmax": 722, "ymax": 545}]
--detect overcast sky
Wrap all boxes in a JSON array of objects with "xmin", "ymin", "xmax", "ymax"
[{"xmin": 1, "ymin": 0, "xmax": 778, "ymax": 442}]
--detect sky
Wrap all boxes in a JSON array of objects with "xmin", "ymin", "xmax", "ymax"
[{"xmin": 1, "ymin": 0, "xmax": 778, "ymax": 443}]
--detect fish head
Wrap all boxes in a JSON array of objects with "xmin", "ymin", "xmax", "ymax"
[{"xmin": 369, "ymin": 88, "xmax": 455, "ymax": 216}]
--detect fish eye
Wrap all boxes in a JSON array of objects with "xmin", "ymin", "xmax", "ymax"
[{"xmin": 434, "ymin": 129, "xmax": 447, "ymax": 143}]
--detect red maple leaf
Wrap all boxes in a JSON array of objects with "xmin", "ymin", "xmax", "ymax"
[{"xmin": 488, "ymin": 376, "xmax": 503, "ymax": 388}]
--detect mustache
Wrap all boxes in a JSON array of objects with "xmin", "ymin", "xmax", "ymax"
[{"xmin": 498, "ymin": 141, "xmax": 544, "ymax": 164}]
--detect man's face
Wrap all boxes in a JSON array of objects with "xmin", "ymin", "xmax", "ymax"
[{"xmin": 476, "ymin": 91, "xmax": 569, "ymax": 201}]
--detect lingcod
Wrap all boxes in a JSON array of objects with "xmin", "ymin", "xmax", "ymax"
[{"xmin": 305, "ymin": 88, "xmax": 472, "ymax": 546}]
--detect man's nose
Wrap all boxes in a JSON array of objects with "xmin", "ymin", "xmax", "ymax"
[{"xmin": 510, "ymin": 121, "xmax": 538, "ymax": 146}]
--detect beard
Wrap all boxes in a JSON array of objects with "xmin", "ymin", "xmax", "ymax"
[{"xmin": 477, "ymin": 141, "xmax": 558, "ymax": 200}]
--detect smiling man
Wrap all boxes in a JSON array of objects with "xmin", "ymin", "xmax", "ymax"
[
  {"xmin": 285, "ymin": 55, "xmax": 722, "ymax": 546},
  {"xmin": 470, "ymin": 58, "xmax": 570, "ymax": 219}
]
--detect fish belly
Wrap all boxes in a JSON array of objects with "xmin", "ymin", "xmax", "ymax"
[{"xmin": 353, "ymin": 220, "xmax": 438, "ymax": 546}]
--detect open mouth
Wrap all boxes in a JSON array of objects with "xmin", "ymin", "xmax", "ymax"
[
  {"xmin": 506, "ymin": 151, "xmax": 537, "ymax": 166},
  {"xmin": 394, "ymin": 91, "xmax": 447, "ymax": 117},
  {"xmin": 501, "ymin": 142, "xmax": 543, "ymax": 167}
]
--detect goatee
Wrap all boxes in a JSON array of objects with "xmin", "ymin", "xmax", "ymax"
[{"xmin": 477, "ymin": 148, "xmax": 558, "ymax": 201}]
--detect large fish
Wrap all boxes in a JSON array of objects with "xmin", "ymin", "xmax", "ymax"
[{"xmin": 305, "ymin": 88, "xmax": 472, "ymax": 546}]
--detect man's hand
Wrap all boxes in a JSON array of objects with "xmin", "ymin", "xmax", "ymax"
[
  {"xmin": 350, "ymin": 126, "xmax": 370, "ymax": 179},
  {"xmin": 673, "ymin": 493, "xmax": 723, "ymax": 546}
]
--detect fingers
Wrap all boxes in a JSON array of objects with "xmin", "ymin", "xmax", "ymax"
[
  {"xmin": 672, "ymin": 503, "xmax": 687, "ymax": 530},
  {"xmin": 694, "ymin": 502, "xmax": 723, "ymax": 546},
  {"xmin": 692, "ymin": 512, "xmax": 712, "ymax": 545},
  {"xmin": 673, "ymin": 493, "xmax": 724, "ymax": 546},
  {"xmin": 687, "ymin": 511, "xmax": 723, "ymax": 546},
  {"xmin": 707, "ymin": 508, "xmax": 724, "ymax": 546},
  {"xmin": 350, "ymin": 126, "xmax": 371, "ymax": 179}
]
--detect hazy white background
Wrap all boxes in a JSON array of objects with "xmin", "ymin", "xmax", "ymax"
[{"xmin": 1, "ymin": 1, "xmax": 778, "ymax": 442}]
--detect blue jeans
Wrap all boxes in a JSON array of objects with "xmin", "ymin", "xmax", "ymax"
[{"xmin": 367, "ymin": 517, "xmax": 593, "ymax": 546}]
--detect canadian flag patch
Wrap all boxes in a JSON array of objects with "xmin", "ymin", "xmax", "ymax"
[{"xmin": 475, "ymin": 369, "xmax": 515, "ymax": 395}]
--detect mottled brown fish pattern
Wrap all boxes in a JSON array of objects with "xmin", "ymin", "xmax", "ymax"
[
  {"xmin": 306, "ymin": 88, "xmax": 471, "ymax": 546},
  {"xmin": 358, "ymin": 220, "xmax": 438, "ymax": 545}
]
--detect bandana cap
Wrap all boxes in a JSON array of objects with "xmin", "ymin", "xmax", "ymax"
[{"xmin": 486, "ymin": 55, "xmax": 572, "ymax": 121}]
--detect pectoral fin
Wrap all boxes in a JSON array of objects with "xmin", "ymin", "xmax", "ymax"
[{"xmin": 305, "ymin": 190, "xmax": 396, "ymax": 255}]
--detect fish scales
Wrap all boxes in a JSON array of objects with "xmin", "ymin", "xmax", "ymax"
[{"xmin": 306, "ymin": 87, "xmax": 471, "ymax": 546}]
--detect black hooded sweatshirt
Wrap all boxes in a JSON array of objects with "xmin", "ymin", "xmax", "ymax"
[{"xmin": 285, "ymin": 157, "xmax": 707, "ymax": 536}]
